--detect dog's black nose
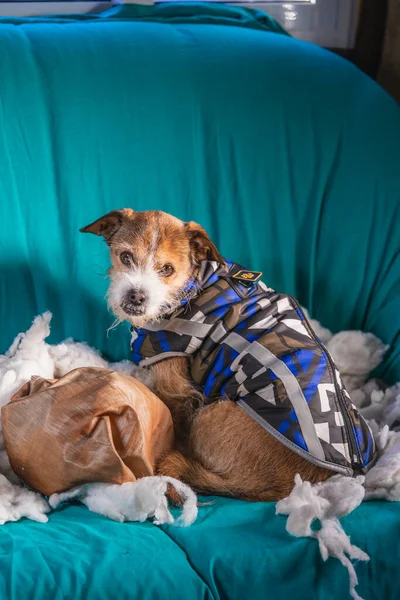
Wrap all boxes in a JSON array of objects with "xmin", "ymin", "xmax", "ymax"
[{"xmin": 127, "ymin": 289, "xmax": 146, "ymax": 306}]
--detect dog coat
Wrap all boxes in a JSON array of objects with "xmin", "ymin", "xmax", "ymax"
[{"xmin": 131, "ymin": 260, "xmax": 376, "ymax": 475}]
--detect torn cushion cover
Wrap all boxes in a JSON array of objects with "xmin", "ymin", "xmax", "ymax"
[{"xmin": 1, "ymin": 367, "xmax": 174, "ymax": 496}]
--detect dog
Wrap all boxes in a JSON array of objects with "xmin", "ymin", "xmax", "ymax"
[{"xmin": 81, "ymin": 209, "xmax": 376, "ymax": 501}]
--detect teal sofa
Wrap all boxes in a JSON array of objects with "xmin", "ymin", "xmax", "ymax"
[{"xmin": 0, "ymin": 4, "xmax": 399, "ymax": 598}]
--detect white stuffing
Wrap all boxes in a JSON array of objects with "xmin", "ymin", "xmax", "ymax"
[
  {"xmin": 327, "ymin": 331, "xmax": 389, "ymax": 392},
  {"xmin": 49, "ymin": 475, "xmax": 198, "ymax": 526},
  {"xmin": 49, "ymin": 338, "xmax": 155, "ymax": 389},
  {"xmin": 316, "ymin": 519, "xmax": 369, "ymax": 600},
  {"xmin": 0, "ymin": 474, "xmax": 50, "ymax": 525},
  {"xmin": 364, "ymin": 427, "xmax": 400, "ymax": 500},
  {"xmin": 276, "ymin": 474, "xmax": 366, "ymax": 537},
  {"xmin": 276, "ymin": 474, "xmax": 368, "ymax": 600},
  {"xmin": 0, "ymin": 311, "xmax": 400, "ymax": 599},
  {"xmin": 0, "ymin": 312, "xmax": 55, "ymax": 408}
]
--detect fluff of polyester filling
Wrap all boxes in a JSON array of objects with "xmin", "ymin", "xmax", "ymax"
[{"xmin": 1, "ymin": 312, "xmax": 400, "ymax": 599}]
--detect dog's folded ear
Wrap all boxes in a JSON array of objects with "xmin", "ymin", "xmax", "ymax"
[
  {"xmin": 185, "ymin": 222, "xmax": 225, "ymax": 265},
  {"xmin": 80, "ymin": 209, "xmax": 134, "ymax": 242}
]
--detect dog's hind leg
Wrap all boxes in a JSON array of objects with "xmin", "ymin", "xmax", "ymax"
[
  {"xmin": 157, "ymin": 399, "xmax": 331, "ymax": 502},
  {"xmin": 157, "ymin": 449, "xmax": 286, "ymax": 502},
  {"xmin": 156, "ymin": 450, "xmax": 244, "ymax": 500}
]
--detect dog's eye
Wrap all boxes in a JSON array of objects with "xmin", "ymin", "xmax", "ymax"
[
  {"xmin": 159, "ymin": 264, "xmax": 174, "ymax": 277},
  {"xmin": 120, "ymin": 252, "xmax": 133, "ymax": 267}
]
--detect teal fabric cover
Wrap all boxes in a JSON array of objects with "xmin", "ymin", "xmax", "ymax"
[
  {"xmin": 0, "ymin": 500, "xmax": 399, "ymax": 600},
  {"xmin": 0, "ymin": 4, "xmax": 399, "ymax": 599}
]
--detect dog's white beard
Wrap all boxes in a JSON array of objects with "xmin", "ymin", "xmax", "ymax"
[{"xmin": 107, "ymin": 267, "xmax": 173, "ymax": 326}]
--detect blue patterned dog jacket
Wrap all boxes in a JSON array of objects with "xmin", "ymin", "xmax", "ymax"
[{"xmin": 131, "ymin": 260, "xmax": 376, "ymax": 475}]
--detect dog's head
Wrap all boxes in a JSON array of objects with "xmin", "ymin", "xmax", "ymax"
[{"xmin": 80, "ymin": 209, "xmax": 224, "ymax": 326}]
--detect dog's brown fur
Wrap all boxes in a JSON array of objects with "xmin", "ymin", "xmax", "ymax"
[{"xmin": 81, "ymin": 209, "xmax": 331, "ymax": 501}]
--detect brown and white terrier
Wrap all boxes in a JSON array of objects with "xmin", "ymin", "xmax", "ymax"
[{"xmin": 81, "ymin": 209, "xmax": 330, "ymax": 501}]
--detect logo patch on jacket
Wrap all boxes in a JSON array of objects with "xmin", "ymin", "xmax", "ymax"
[{"xmin": 231, "ymin": 270, "xmax": 263, "ymax": 285}]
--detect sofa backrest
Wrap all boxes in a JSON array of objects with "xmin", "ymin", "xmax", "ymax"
[{"xmin": 1, "ymin": 7, "xmax": 399, "ymax": 381}]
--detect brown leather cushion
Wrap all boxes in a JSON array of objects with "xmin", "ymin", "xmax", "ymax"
[{"xmin": 1, "ymin": 367, "xmax": 173, "ymax": 496}]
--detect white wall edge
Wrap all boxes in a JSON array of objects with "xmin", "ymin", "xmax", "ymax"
[{"xmin": 0, "ymin": 0, "xmax": 357, "ymax": 49}]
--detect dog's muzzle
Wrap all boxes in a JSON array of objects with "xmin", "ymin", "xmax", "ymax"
[{"xmin": 122, "ymin": 288, "xmax": 147, "ymax": 316}]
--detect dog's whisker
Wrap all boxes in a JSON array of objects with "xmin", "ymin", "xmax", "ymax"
[{"xmin": 106, "ymin": 317, "xmax": 122, "ymax": 336}]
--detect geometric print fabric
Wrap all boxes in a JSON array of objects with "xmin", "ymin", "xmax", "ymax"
[{"xmin": 131, "ymin": 260, "xmax": 376, "ymax": 475}]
